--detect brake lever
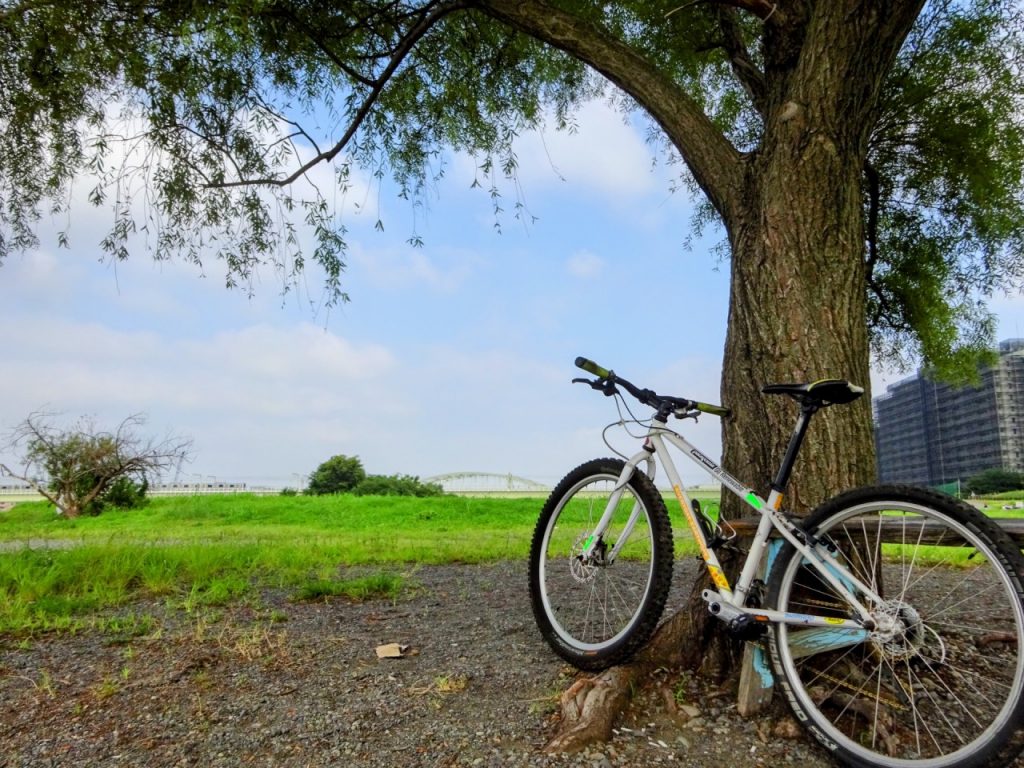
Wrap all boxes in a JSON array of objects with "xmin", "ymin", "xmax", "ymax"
[{"xmin": 571, "ymin": 377, "xmax": 618, "ymax": 396}]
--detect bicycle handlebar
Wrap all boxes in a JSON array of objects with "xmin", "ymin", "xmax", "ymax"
[
  {"xmin": 575, "ymin": 357, "xmax": 611, "ymax": 379},
  {"xmin": 573, "ymin": 356, "xmax": 731, "ymax": 419}
]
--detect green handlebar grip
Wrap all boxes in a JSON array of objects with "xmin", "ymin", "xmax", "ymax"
[
  {"xmin": 575, "ymin": 357, "xmax": 611, "ymax": 379},
  {"xmin": 696, "ymin": 402, "xmax": 732, "ymax": 418}
]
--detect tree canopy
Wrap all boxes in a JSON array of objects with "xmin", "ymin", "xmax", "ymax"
[
  {"xmin": 2, "ymin": 0, "xmax": 1021, "ymax": 378},
  {"xmin": 306, "ymin": 454, "xmax": 366, "ymax": 495},
  {"xmin": 967, "ymin": 467, "xmax": 1024, "ymax": 496}
]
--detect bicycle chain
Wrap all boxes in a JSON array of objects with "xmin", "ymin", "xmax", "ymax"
[
  {"xmin": 802, "ymin": 664, "xmax": 909, "ymax": 712},
  {"xmin": 787, "ymin": 595, "xmax": 911, "ymax": 712}
]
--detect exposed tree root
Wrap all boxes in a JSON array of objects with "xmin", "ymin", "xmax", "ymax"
[
  {"xmin": 544, "ymin": 575, "xmax": 744, "ymax": 753},
  {"xmin": 544, "ymin": 665, "xmax": 640, "ymax": 752}
]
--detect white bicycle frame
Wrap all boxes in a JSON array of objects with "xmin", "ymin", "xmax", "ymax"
[{"xmin": 583, "ymin": 420, "xmax": 883, "ymax": 633}]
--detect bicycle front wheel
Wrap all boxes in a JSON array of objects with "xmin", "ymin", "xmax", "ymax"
[
  {"xmin": 767, "ymin": 485, "xmax": 1024, "ymax": 768},
  {"xmin": 529, "ymin": 458, "xmax": 674, "ymax": 671}
]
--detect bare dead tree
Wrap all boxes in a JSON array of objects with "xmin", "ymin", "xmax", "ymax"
[{"xmin": 0, "ymin": 411, "xmax": 193, "ymax": 518}]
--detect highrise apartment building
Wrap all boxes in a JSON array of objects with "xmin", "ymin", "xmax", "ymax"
[{"xmin": 873, "ymin": 339, "xmax": 1024, "ymax": 486}]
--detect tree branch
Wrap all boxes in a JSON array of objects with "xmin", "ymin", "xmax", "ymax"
[
  {"xmin": 715, "ymin": 7, "xmax": 767, "ymax": 115},
  {"xmin": 472, "ymin": 0, "xmax": 745, "ymax": 222},
  {"xmin": 3, "ymin": 411, "xmax": 192, "ymax": 518},
  {"xmin": 0, "ymin": 463, "xmax": 61, "ymax": 509},
  {"xmin": 667, "ymin": 0, "xmax": 782, "ymax": 24},
  {"xmin": 208, "ymin": 0, "xmax": 469, "ymax": 190}
]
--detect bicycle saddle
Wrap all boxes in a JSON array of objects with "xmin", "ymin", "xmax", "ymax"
[{"xmin": 761, "ymin": 379, "xmax": 864, "ymax": 406}]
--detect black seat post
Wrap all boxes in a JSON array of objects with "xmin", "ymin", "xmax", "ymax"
[{"xmin": 770, "ymin": 401, "xmax": 819, "ymax": 495}]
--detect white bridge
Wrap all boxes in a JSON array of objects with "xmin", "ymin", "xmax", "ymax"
[{"xmin": 424, "ymin": 472, "xmax": 549, "ymax": 496}]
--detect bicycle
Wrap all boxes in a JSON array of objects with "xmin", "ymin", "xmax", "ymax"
[{"xmin": 529, "ymin": 357, "xmax": 1024, "ymax": 768}]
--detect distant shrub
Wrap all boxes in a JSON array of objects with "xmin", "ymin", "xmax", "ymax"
[
  {"xmin": 280, "ymin": 487, "xmax": 299, "ymax": 497},
  {"xmin": 92, "ymin": 474, "xmax": 149, "ymax": 514},
  {"xmin": 306, "ymin": 455, "xmax": 366, "ymax": 495},
  {"xmin": 352, "ymin": 474, "xmax": 445, "ymax": 497}
]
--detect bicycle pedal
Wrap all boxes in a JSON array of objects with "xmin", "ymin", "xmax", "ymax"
[
  {"xmin": 703, "ymin": 591, "xmax": 769, "ymax": 641},
  {"xmin": 726, "ymin": 613, "xmax": 767, "ymax": 641}
]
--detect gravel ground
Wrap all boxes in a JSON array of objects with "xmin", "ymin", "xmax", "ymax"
[{"xmin": 0, "ymin": 560, "xmax": 1018, "ymax": 768}]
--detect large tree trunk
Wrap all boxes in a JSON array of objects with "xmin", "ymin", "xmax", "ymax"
[
  {"xmin": 720, "ymin": 125, "xmax": 876, "ymax": 517},
  {"xmin": 476, "ymin": 0, "xmax": 924, "ymax": 752}
]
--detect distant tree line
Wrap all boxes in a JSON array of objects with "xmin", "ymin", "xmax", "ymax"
[
  {"xmin": 966, "ymin": 469, "xmax": 1024, "ymax": 497},
  {"xmin": 302, "ymin": 455, "xmax": 443, "ymax": 497}
]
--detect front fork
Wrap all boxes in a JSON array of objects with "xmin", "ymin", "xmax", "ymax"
[{"xmin": 579, "ymin": 451, "xmax": 656, "ymax": 565}]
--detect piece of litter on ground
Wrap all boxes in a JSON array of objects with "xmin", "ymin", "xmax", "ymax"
[{"xmin": 375, "ymin": 643, "xmax": 409, "ymax": 659}]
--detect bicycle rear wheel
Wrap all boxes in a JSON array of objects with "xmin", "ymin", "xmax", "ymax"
[
  {"xmin": 767, "ymin": 485, "xmax": 1024, "ymax": 768},
  {"xmin": 529, "ymin": 458, "xmax": 674, "ymax": 671}
]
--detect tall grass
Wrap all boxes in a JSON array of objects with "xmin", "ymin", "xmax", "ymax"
[
  {"xmin": 0, "ymin": 494, "xmax": 543, "ymax": 550},
  {"xmin": 0, "ymin": 491, "xmax": 764, "ymax": 633},
  {"xmin": 0, "ymin": 494, "xmax": 550, "ymax": 633}
]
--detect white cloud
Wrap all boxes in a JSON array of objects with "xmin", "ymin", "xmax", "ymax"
[
  {"xmin": 348, "ymin": 242, "xmax": 478, "ymax": 294},
  {"xmin": 513, "ymin": 101, "xmax": 657, "ymax": 200},
  {"xmin": 449, "ymin": 100, "xmax": 658, "ymax": 206},
  {"xmin": 566, "ymin": 250, "xmax": 605, "ymax": 279},
  {"xmin": 0, "ymin": 315, "xmax": 398, "ymax": 479},
  {"xmin": 991, "ymin": 289, "xmax": 1024, "ymax": 341}
]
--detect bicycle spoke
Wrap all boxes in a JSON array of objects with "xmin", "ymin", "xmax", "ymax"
[{"xmin": 770, "ymin": 490, "xmax": 1024, "ymax": 766}]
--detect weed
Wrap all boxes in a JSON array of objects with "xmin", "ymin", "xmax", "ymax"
[
  {"xmin": 93, "ymin": 677, "xmax": 119, "ymax": 701},
  {"xmin": 673, "ymin": 672, "xmax": 694, "ymax": 705},
  {"xmin": 33, "ymin": 669, "xmax": 56, "ymax": 698},
  {"xmin": 227, "ymin": 625, "xmax": 287, "ymax": 662},
  {"xmin": 292, "ymin": 572, "xmax": 404, "ymax": 603},
  {"xmin": 526, "ymin": 688, "xmax": 562, "ymax": 716},
  {"xmin": 411, "ymin": 674, "xmax": 469, "ymax": 696},
  {"xmin": 434, "ymin": 674, "xmax": 469, "ymax": 694},
  {"xmin": 100, "ymin": 613, "xmax": 155, "ymax": 638}
]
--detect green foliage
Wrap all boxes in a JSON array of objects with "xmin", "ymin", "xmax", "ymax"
[
  {"xmin": 306, "ymin": 454, "xmax": 366, "ymax": 495},
  {"xmin": 0, "ymin": 1, "xmax": 590, "ymax": 301},
  {"xmin": 352, "ymin": 474, "xmax": 444, "ymax": 497},
  {"xmin": 2, "ymin": 412, "xmax": 190, "ymax": 518},
  {"xmin": 867, "ymin": 0, "xmax": 1024, "ymax": 381},
  {"xmin": 1, "ymin": 0, "xmax": 1021, "ymax": 375},
  {"xmin": 966, "ymin": 468, "xmax": 1024, "ymax": 496},
  {"xmin": 93, "ymin": 474, "xmax": 149, "ymax": 514}
]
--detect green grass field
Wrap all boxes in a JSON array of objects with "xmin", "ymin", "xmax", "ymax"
[
  {"xmin": 0, "ymin": 494, "xmax": 549, "ymax": 634},
  {"xmin": 0, "ymin": 493, "xmax": 544, "ymax": 558},
  {"xmin": 0, "ymin": 492, "xmax": 728, "ymax": 634},
  {"xmin": 0, "ymin": 491, "xmax": 1011, "ymax": 635}
]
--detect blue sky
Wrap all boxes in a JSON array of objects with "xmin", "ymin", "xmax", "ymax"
[{"xmin": 2, "ymin": 101, "xmax": 1023, "ymax": 488}]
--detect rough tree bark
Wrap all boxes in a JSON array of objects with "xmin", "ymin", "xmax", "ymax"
[{"xmin": 475, "ymin": 0, "xmax": 924, "ymax": 752}]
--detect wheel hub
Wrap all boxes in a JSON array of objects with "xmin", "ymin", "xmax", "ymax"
[
  {"xmin": 869, "ymin": 600, "xmax": 925, "ymax": 660},
  {"xmin": 570, "ymin": 533, "xmax": 606, "ymax": 583}
]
